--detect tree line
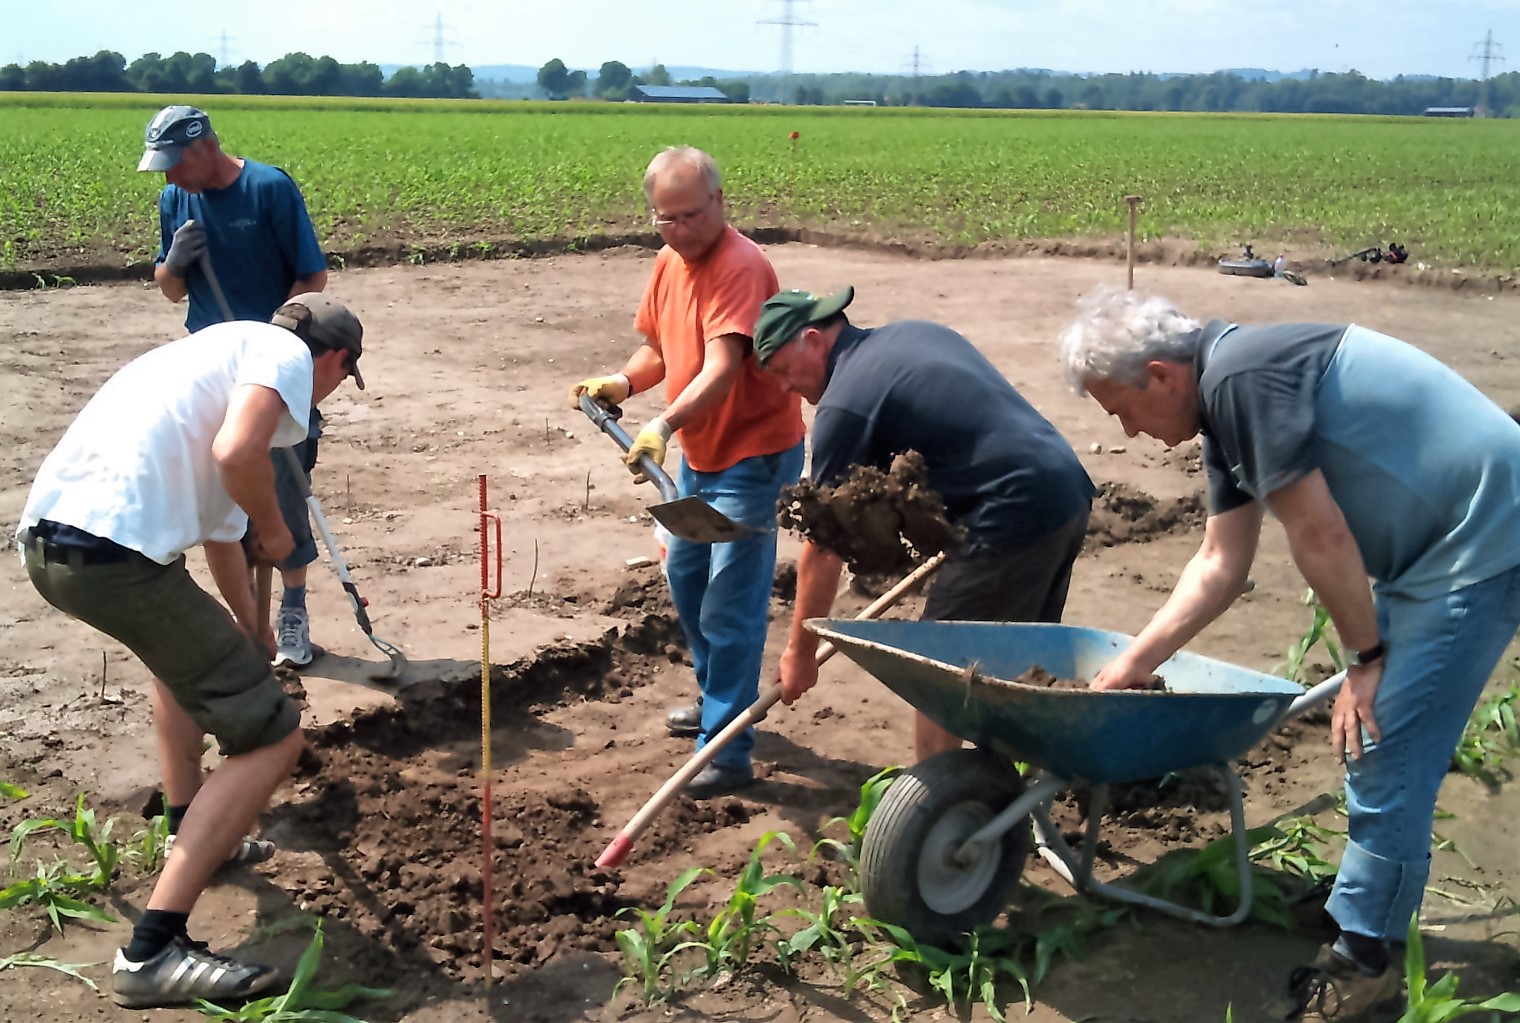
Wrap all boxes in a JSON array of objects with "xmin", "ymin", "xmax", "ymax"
[
  {"xmin": 0, "ymin": 51, "xmax": 476, "ymax": 99},
  {"xmin": 535, "ymin": 59, "xmax": 748, "ymax": 103},
  {"xmin": 6, "ymin": 49, "xmax": 1516, "ymax": 116}
]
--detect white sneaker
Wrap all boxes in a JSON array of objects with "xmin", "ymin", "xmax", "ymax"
[
  {"xmin": 164, "ymin": 833, "xmax": 276, "ymax": 867},
  {"xmin": 273, "ymin": 606, "xmax": 312, "ymax": 668}
]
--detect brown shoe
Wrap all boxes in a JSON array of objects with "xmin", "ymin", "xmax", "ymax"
[{"xmin": 1279, "ymin": 945, "xmax": 1401, "ymax": 1021}]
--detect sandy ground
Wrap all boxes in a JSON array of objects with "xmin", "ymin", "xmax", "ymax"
[{"xmin": 1, "ymin": 245, "xmax": 1518, "ymax": 1023}]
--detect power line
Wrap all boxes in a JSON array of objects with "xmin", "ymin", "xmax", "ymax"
[
  {"xmin": 419, "ymin": 11, "xmax": 460, "ymax": 66},
  {"xmin": 1469, "ymin": 29, "xmax": 1505, "ymax": 116},
  {"xmin": 758, "ymin": 0, "xmax": 815, "ymax": 104},
  {"xmin": 211, "ymin": 29, "xmax": 239, "ymax": 69},
  {"xmin": 899, "ymin": 46, "xmax": 932, "ymax": 106}
]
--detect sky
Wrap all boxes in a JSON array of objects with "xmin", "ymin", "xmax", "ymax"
[{"xmin": 5, "ymin": 0, "xmax": 1514, "ymax": 81}]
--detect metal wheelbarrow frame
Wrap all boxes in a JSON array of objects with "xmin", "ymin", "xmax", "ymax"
[{"xmin": 805, "ymin": 618, "xmax": 1345, "ymax": 947}]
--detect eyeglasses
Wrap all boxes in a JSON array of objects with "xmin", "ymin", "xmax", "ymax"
[{"xmin": 650, "ymin": 193, "xmax": 716, "ymax": 229}]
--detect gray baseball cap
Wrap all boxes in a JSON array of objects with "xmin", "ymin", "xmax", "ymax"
[
  {"xmin": 138, "ymin": 105, "xmax": 213, "ymax": 172},
  {"xmin": 272, "ymin": 294, "xmax": 366, "ymax": 390}
]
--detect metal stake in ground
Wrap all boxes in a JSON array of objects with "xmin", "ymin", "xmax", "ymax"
[
  {"xmin": 1124, "ymin": 195, "xmax": 1143, "ymax": 290},
  {"xmin": 595, "ymin": 550, "xmax": 948, "ymax": 869},
  {"xmin": 478, "ymin": 474, "xmax": 503, "ymax": 984}
]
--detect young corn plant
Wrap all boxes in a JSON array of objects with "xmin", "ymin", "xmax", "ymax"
[
  {"xmin": 811, "ymin": 766, "xmax": 900, "ymax": 876},
  {"xmin": 0, "ymin": 781, "xmax": 27, "ymax": 800},
  {"xmin": 1137, "ymin": 825, "xmax": 1296, "ymax": 928},
  {"xmin": 612, "ymin": 866, "xmax": 707, "ymax": 1006},
  {"xmin": 1250, "ymin": 815, "xmax": 1343, "ymax": 887},
  {"xmin": 126, "ymin": 806, "xmax": 171, "ymax": 874},
  {"xmin": 1279, "ymin": 589, "xmax": 1344, "ymax": 685},
  {"xmin": 0, "ymin": 951, "xmax": 100, "ymax": 991},
  {"xmin": 0, "ymin": 859, "xmax": 115, "ymax": 932},
  {"xmin": 1450, "ymin": 682, "xmax": 1520, "ymax": 784},
  {"xmin": 193, "ymin": 921, "xmax": 392, "ymax": 1022},
  {"xmin": 867, "ymin": 919, "xmax": 1036, "ymax": 1023},
  {"xmin": 1397, "ymin": 913, "xmax": 1520, "ymax": 1022},
  {"xmin": 10, "ymin": 792, "xmax": 122, "ymax": 887},
  {"xmin": 692, "ymin": 831, "xmax": 803, "ymax": 980},
  {"xmin": 775, "ymin": 883, "xmax": 865, "ymax": 979}
]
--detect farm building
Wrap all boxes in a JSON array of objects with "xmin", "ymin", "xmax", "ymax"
[
  {"xmin": 1422, "ymin": 106, "xmax": 1475, "ymax": 117},
  {"xmin": 630, "ymin": 85, "xmax": 728, "ymax": 103}
]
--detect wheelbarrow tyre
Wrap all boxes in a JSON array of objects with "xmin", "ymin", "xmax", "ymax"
[{"xmin": 860, "ymin": 747, "xmax": 1030, "ymax": 948}]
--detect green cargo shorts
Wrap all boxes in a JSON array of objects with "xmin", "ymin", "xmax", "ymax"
[{"xmin": 21, "ymin": 530, "xmax": 300, "ymax": 756}]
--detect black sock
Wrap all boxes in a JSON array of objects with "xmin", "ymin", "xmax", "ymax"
[
  {"xmin": 124, "ymin": 910, "xmax": 190, "ymax": 962},
  {"xmin": 1334, "ymin": 930, "xmax": 1389, "ymax": 974},
  {"xmin": 167, "ymin": 804, "xmax": 189, "ymax": 835}
]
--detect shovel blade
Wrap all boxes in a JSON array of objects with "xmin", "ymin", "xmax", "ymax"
[{"xmin": 651, "ymin": 498, "xmax": 753, "ymax": 544}]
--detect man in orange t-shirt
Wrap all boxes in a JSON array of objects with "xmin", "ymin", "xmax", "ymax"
[{"xmin": 570, "ymin": 146, "xmax": 804, "ymax": 798}]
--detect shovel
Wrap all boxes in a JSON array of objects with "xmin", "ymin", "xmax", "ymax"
[{"xmin": 578, "ymin": 393, "xmax": 751, "ymax": 544}]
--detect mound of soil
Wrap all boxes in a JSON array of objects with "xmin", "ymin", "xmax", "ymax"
[
  {"xmin": 1085, "ymin": 481, "xmax": 1207, "ymax": 549},
  {"xmin": 778, "ymin": 451, "xmax": 966, "ymax": 575},
  {"xmin": 1009, "ymin": 665, "xmax": 1164, "ymax": 691}
]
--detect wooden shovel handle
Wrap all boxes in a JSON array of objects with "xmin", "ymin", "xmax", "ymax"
[{"xmin": 594, "ymin": 550, "xmax": 948, "ymax": 868}]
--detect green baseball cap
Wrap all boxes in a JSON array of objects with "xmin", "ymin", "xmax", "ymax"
[{"xmin": 753, "ymin": 286, "xmax": 855, "ymax": 365}]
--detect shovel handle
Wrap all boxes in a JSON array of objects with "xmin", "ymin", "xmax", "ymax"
[
  {"xmin": 578, "ymin": 393, "xmax": 681, "ymax": 504},
  {"xmin": 594, "ymin": 550, "xmax": 948, "ymax": 869}
]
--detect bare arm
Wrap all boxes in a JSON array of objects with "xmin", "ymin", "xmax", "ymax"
[
  {"xmin": 777, "ymin": 540, "xmax": 846, "ymax": 704},
  {"xmin": 202, "ymin": 539, "xmax": 258, "ymax": 631},
  {"xmin": 154, "ymin": 261, "xmax": 189, "ymax": 303},
  {"xmin": 1265, "ymin": 469, "xmax": 1385, "ymax": 762},
  {"xmin": 620, "ymin": 342, "xmax": 667, "ymax": 398},
  {"xmin": 213, "ymin": 384, "xmax": 296, "ymax": 562},
  {"xmin": 287, "ymin": 270, "xmax": 327, "ymax": 300},
  {"xmin": 657, "ymin": 334, "xmax": 747, "ymax": 432},
  {"xmin": 1092, "ymin": 500, "xmax": 1264, "ymax": 688}
]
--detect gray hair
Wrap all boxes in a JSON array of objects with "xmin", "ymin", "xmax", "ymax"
[
  {"xmin": 643, "ymin": 146, "xmax": 721, "ymax": 204},
  {"xmin": 1057, "ymin": 285, "xmax": 1202, "ymax": 394}
]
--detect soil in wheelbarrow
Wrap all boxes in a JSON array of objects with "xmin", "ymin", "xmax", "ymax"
[
  {"xmin": 1007, "ymin": 664, "xmax": 1165, "ymax": 691},
  {"xmin": 778, "ymin": 449, "xmax": 966, "ymax": 575}
]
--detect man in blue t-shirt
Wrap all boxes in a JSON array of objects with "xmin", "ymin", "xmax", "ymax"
[
  {"xmin": 139, "ymin": 105, "xmax": 330, "ymax": 670},
  {"xmin": 1060, "ymin": 285, "xmax": 1520, "ymax": 1021},
  {"xmin": 754, "ymin": 286, "xmax": 1095, "ymax": 764}
]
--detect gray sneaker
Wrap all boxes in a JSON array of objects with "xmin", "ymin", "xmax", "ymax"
[
  {"xmin": 274, "ymin": 606, "xmax": 313, "ymax": 668},
  {"xmin": 164, "ymin": 833, "xmax": 276, "ymax": 867},
  {"xmin": 112, "ymin": 935, "xmax": 280, "ymax": 1009}
]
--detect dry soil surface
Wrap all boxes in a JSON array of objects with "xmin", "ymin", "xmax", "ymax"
[{"xmin": 2, "ymin": 246, "xmax": 1518, "ymax": 1023}]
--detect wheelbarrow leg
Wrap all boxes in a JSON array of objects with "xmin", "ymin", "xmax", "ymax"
[{"xmin": 1032, "ymin": 765, "xmax": 1256, "ymax": 927}]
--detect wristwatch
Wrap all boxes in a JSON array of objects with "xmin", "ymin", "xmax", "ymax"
[{"xmin": 1351, "ymin": 640, "xmax": 1385, "ymax": 667}]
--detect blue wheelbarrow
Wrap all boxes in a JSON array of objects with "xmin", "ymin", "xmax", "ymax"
[{"xmin": 805, "ymin": 619, "xmax": 1345, "ymax": 947}]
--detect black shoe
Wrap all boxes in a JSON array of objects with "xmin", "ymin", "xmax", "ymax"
[
  {"xmin": 685, "ymin": 763, "xmax": 754, "ymax": 799},
  {"xmin": 666, "ymin": 698, "xmax": 703, "ymax": 737}
]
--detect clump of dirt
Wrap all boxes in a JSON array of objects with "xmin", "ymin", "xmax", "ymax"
[
  {"xmin": 778, "ymin": 450, "xmax": 966, "ymax": 575},
  {"xmin": 996, "ymin": 664, "xmax": 1165, "ymax": 691},
  {"xmin": 1085, "ymin": 481, "xmax": 1206, "ymax": 549}
]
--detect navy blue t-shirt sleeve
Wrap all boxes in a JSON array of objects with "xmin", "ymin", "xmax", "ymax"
[
  {"xmin": 810, "ymin": 406, "xmax": 873, "ymax": 487},
  {"xmin": 1202, "ymin": 367, "xmax": 1318, "ymax": 508},
  {"xmin": 155, "ymin": 188, "xmax": 178, "ymax": 264},
  {"xmin": 265, "ymin": 168, "xmax": 327, "ymax": 278}
]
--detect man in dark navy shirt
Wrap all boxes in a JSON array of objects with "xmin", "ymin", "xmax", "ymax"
[{"xmin": 753, "ymin": 286, "xmax": 1094, "ymax": 762}]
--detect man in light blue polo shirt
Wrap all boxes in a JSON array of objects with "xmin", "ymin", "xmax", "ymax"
[{"xmin": 1059, "ymin": 285, "xmax": 1520, "ymax": 1022}]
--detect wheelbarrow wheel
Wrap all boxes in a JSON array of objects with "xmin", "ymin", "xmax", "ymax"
[{"xmin": 860, "ymin": 747, "xmax": 1030, "ymax": 948}]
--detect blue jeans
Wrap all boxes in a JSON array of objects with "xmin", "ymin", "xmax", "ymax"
[
  {"xmin": 665, "ymin": 442, "xmax": 805, "ymax": 771},
  {"xmin": 1326, "ymin": 563, "xmax": 1520, "ymax": 941}
]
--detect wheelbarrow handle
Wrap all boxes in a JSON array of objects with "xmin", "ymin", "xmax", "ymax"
[{"xmin": 578, "ymin": 393, "xmax": 681, "ymax": 504}]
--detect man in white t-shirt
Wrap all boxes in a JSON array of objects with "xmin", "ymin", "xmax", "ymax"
[{"xmin": 17, "ymin": 293, "xmax": 365, "ymax": 1010}]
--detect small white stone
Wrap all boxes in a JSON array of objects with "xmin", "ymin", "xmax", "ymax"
[
  {"xmin": 415, "ymin": 556, "xmax": 433, "ymax": 567},
  {"xmin": 1088, "ymin": 442, "xmax": 1103, "ymax": 454}
]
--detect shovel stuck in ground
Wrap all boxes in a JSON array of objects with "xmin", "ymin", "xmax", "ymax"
[{"xmin": 578, "ymin": 393, "xmax": 752, "ymax": 544}]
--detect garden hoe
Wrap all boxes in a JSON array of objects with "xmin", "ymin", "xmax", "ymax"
[
  {"xmin": 198, "ymin": 239, "xmax": 407, "ymax": 680},
  {"xmin": 578, "ymin": 393, "xmax": 751, "ymax": 544}
]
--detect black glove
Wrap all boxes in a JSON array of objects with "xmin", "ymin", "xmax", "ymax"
[{"xmin": 163, "ymin": 220, "xmax": 207, "ymax": 278}]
